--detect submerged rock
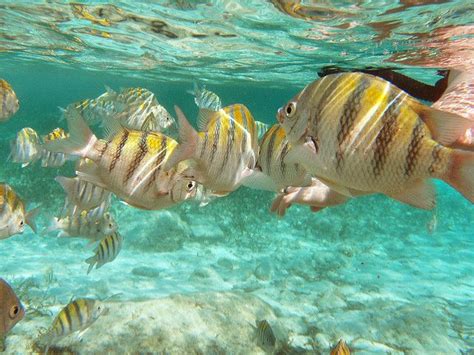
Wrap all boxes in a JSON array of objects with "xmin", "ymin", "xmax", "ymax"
[
  {"xmin": 31, "ymin": 291, "xmax": 277, "ymax": 353},
  {"xmin": 131, "ymin": 266, "xmax": 161, "ymax": 278}
]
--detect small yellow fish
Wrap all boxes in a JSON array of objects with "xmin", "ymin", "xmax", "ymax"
[
  {"xmin": 44, "ymin": 108, "xmax": 198, "ymax": 210},
  {"xmin": 46, "ymin": 210, "xmax": 117, "ymax": 241},
  {"xmin": 43, "ymin": 298, "xmax": 106, "ymax": 351},
  {"xmin": 278, "ymin": 72, "xmax": 474, "ymax": 209},
  {"xmin": 164, "ymin": 104, "xmax": 259, "ymax": 195},
  {"xmin": 0, "ymin": 278, "xmax": 25, "ymax": 339},
  {"xmin": 0, "ymin": 183, "xmax": 39, "ymax": 240},
  {"xmin": 41, "ymin": 127, "xmax": 69, "ymax": 168},
  {"xmin": 85, "ymin": 231, "xmax": 123, "ymax": 274},
  {"xmin": 330, "ymin": 339, "xmax": 351, "ymax": 355},
  {"xmin": 10, "ymin": 127, "xmax": 42, "ymax": 167},
  {"xmin": 190, "ymin": 83, "xmax": 222, "ymax": 111},
  {"xmin": 0, "ymin": 79, "xmax": 19, "ymax": 122}
]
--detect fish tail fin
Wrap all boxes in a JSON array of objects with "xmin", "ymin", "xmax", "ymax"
[
  {"xmin": 85, "ymin": 255, "xmax": 97, "ymax": 275},
  {"xmin": 55, "ymin": 176, "xmax": 75, "ymax": 200},
  {"xmin": 42, "ymin": 217, "xmax": 60, "ymax": 236},
  {"xmin": 163, "ymin": 105, "xmax": 199, "ymax": 171},
  {"xmin": 26, "ymin": 206, "xmax": 41, "ymax": 234},
  {"xmin": 445, "ymin": 149, "xmax": 474, "ymax": 203},
  {"xmin": 44, "ymin": 107, "xmax": 97, "ymax": 158}
]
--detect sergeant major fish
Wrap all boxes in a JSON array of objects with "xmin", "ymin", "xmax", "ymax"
[
  {"xmin": 85, "ymin": 231, "xmax": 123, "ymax": 274},
  {"xmin": 0, "ymin": 79, "xmax": 19, "ymax": 122},
  {"xmin": 44, "ymin": 107, "xmax": 199, "ymax": 210},
  {"xmin": 254, "ymin": 319, "xmax": 276, "ymax": 350},
  {"xmin": 46, "ymin": 210, "xmax": 117, "ymax": 241},
  {"xmin": 189, "ymin": 83, "xmax": 222, "ymax": 111},
  {"xmin": 164, "ymin": 104, "xmax": 259, "ymax": 196},
  {"xmin": 0, "ymin": 278, "xmax": 25, "ymax": 348},
  {"xmin": 278, "ymin": 72, "xmax": 474, "ymax": 209},
  {"xmin": 42, "ymin": 298, "xmax": 107, "ymax": 352},
  {"xmin": 331, "ymin": 339, "xmax": 351, "ymax": 355},
  {"xmin": 9, "ymin": 127, "xmax": 42, "ymax": 167},
  {"xmin": 0, "ymin": 183, "xmax": 39, "ymax": 240}
]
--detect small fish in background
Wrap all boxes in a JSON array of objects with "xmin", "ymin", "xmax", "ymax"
[
  {"xmin": 164, "ymin": 104, "xmax": 259, "ymax": 196},
  {"xmin": 45, "ymin": 210, "xmax": 117, "ymax": 241},
  {"xmin": 9, "ymin": 127, "xmax": 43, "ymax": 167},
  {"xmin": 255, "ymin": 120, "xmax": 270, "ymax": 141},
  {"xmin": 56, "ymin": 172, "xmax": 112, "ymax": 217},
  {"xmin": 85, "ymin": 231, "xmax": 123, "ymax": 274},
  {"xmin": 189, "ymin": 82, "xmax": 222, "ymax": 111},
  {"xmin": 44, "ymin": 107, "xmax": 199, "ymax": 211},
  {"xmin": 41, "ymin": 127, "xmax": 70, "ymax": 168},
  {"xmin": 278, "ymin": 72, "xmax": 474, "ymax": 210},
  {"xmin": 41, "ymin": 298, "xmax": 107, "ymax": 352},
  {"xmin": 0, "ymin": 79, "xmax": 19, "ymax": 122},
  {"xmin": 0, "ymin": 278, "xmax": 25, "ymax": 351},
  {"xmin": 66, "ymin": 91, "xmax": 115, "ymax": 126},
  {"xmin": 255, "ymin": 319, "xmax": 276, "ymax": 350},
  {"xmin": 0, "ymin": 183, "xmax": 39, "ymax": 240},
  {"xmin": 330, "ymin": 339, "xmax": 351, "ymax": 355},
  {"xmin": 426, "ymin": 210, "xmax": 438, "ymax": 234}
]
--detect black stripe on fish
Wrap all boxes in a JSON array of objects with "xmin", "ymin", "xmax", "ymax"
[
  {"xmin": 200, "ymin": 132, "xmax": 209, "ymax": 159},
  {"xmin": 280, "ymin": 140, "xmax": 290, "ymax": 176},
  {"xmin": 266, "ymin": 128, "xmax": 277, "ymax": 177},
  {"xmin": 72, "ymin": 300, "xmax": 83, "ymax": 327},
  {"xmin": 209, "ymin": 118, "xmax": 221, "ymax": 165},
  {"xmin": 221, "ymin": 115, "xmax": 235, "ymax": 172},
  {"xmin": 98, "ymin": 141, "xmax": 109, "ymax": 162},
  {"xmin": 336, "ymin": 75, "xmax": 370, "ymax": 171},
  {"xmin": 124, "ymin": 132, "xmax": 149, "ymax": 184},
  {"xmin": 372, "ymin": 91, "xmax": 401, "ymax": 178},
  {"xmin": 64, "ymin": 306, "xmax": 73, "ymax": 333},
  {"xmin": 109, "ymin": 130, "xmax": 129, "ymax": 172},
  {"xmin": 146, "ymin": 137, "xmax": 168, "ymax": 191},
  {"xmin": 404, "ymin": 120, "xmax": 425, "ymax": 177},
  {"xmin": 428, "ymin": 143, "xmax": 443, "ymax": 175}
]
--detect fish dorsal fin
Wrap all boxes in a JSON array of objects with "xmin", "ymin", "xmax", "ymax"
[
  {"xmin": 102, "ymin": 113, "xmax": 125, "ymax": 140},
  {"xmin": 388, "ymin": 179, "xmax": 436, "ymax": 210},
  {"xmin": 197, "ymin": 108, "xmax": 221, "ymax": 131},
  {"xmin": 412, "ymin": 102, "xmax": 473, "ymax": 145}
]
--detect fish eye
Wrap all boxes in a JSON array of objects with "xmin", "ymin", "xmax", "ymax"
[
  {"xmin": 285, "ymin": 102, "xmax": 296, "ymax": 117},
  {"xmin": 187, "ymin": 181, "xmax": 196, "ymax": 191},
  {"xmin": 9, "ymin": 305, "xmax": 19, "ymax": 319},
  {"xmin": 19, "ymin": 220, "xmax": 24, "ymax": 227}
]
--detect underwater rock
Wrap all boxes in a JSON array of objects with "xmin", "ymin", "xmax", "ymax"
[
  {"xmin": 314, "ymin": 333, "xmax": 331, "ymax": 350},
  {"xmin": 31, "ymin": 291, "xmax": 277, "ymax": 353},
  {"xmin": 189, "ymin": 221, "xmax": 225, "ymax": 241},
  {"xmin": 216, "ymin": 257, "xmax": 234, "ymax": 271},
  {"xmin": 352, "ymin": 338, "xmax": 398, "ymax": 353},
  {"xmin": 131, "ymin": 266, "xmax": 161, "ymax": 278},
  {"xmin": 254, "ymin": 260, "xmax": 273, "ymax": 281}
]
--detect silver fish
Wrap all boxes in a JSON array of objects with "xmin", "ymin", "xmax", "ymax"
[
  {"xmin": 85, "ymin": 232, "xmax": 123, "ymax": 274},
  {"xmin": 10, "ymin": 128, "xmax": 42, "ymax": 167},
  {"xmin": 190, "ymin": 83, "xmax": 222, "ymax": 111},
  {"xmin": 0, "ymin": 79, "xmax": 19, "ymax": 122}
]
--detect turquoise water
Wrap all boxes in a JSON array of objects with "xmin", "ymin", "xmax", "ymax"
[{"xmin": 1, "ymin": 1, "xmax": 473, "ymax": 354}]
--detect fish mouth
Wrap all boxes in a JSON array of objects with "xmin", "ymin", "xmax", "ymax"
[{"xmin": 276, "ymin": 108, "xmax": 284, "ymax": 123}]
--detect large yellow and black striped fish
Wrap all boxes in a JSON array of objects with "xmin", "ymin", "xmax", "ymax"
[
  {"xmin": 0, "ymin": 183, "xmax": 39, "ymax": 240},
  {"xmin": 278, "ymin": 72, "xmax": 474, "ymax": 209},
  {"xmin": 43, "ymin": 298, "xmax": 106, "ymax": 350},
  {"xmin": 10, "ymin": 127, "xmax": 42, "ymax": 167},
  {"xmin": 44, "ymin": 107, "xmax": 199, "ymax": 210},
  {"xmin": 85, "ymin": 231, "xmax": 123, "ymax": 274},
  {"xmin": 0, "ymin": 79, "xmax": 19, "ymax": 122},
  {"xmin": 41, "ymin": 127, "xmax": 70, "ymax": 168},
  {"xmin": 255, "ymin": 319, "xmax": 276, "ymax": 349},
  {"xmin": 164, "ymin": 104, "xmax": 259, "ymax": 195}
]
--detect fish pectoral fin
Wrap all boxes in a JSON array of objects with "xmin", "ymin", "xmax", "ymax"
[
  {"xmin": 197, "ymin": 108, "xmax": 220, "ymax": 131},
  {"xmin": 317, "ymin": 177, "xmax": 357, "ymax": 197},
  {"xmin": 415, "ymin": 104, "xmax": 473, "ymax": 146},
  {"xmin": 26, "ymin": 206, "xmax": 41, "ymax": 234},
  {"xmin": 388, "ymin": 179, "xmax": 436, "ymax": 210},
  {"xmin": 240, "ymin": 169, "xmax": 278, "ymax": 192}
]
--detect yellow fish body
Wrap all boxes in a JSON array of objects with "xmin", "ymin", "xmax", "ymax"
[
  {"xmin": 278, "ymin": 72, "xmax": 474, "ymax": 209},
  {"xmin": 0, "ymin": 184, "xmax": 38, "ymax": 240},
  {"xmin": 165, "ymin": 104, "xmax": 258, "ymax": 195},
  {"xmin": 85, "ymin": 231, "xmax": 123, "ymax": 274},
  {"xmin": 45, "ymin": 108, "xmax": 198, "ymax": 210},
  {"xmin": 0, "ymin": 79, "xmax": 19, "ymax": 122}
]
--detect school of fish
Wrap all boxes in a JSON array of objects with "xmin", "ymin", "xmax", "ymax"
[{"xmin": 0, "ymin": 71, "xmax": 472, "ymax": 352}]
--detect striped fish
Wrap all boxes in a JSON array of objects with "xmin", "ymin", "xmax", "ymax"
[
  {"xmin": 10, "ymin": 128, "xmax": 42, "ymax": 167},
  {"xmin": 41, "ymin": 128, "xmax": 69, "ymax": 168},
  {"xmin": 56, "ymin": 174, "xmax": 111, "ymax": 217},
  {"xmin": 190, "ymin": 83, "xmax": 222, "ymax": 111},
  {"xmin": 0, "ymin": 183, "xmax": 39, "ymax": 240},
  {"xmin": 44, "ymin": 107, "xmax": 199, "ymax": 210},
  {"xmin": 255, "ymin": 320, "xmax": 276, "ymax": 349},
  {"xmin": 85, "ymin": 232, "xmax": 123, "ymax": 274},
  {"xmin": 164, "ymin": 104, "xmax": 258, "ymax": 195},
  {"xmin": 257, "ymin": 124, "xmax": 311, "ymax": 191},
  {"xmin": 45, "ymin": 298, "xmax": 106, "ymax": 349},
  {"xmin": 278, "ymin": 72, "xmax": 474, "ymax": 209},
  {"xmin": 330, "ymin": 339, "xmax": 351, "ymax": 355},
  {"xmin": 255, "ymin": 120, "xmax": 270, "ymax": 141},
  {"xmin": 46, "ymin": 210, "xmax": 117, "ymax": 241},
  {"xmin": 0, "ymin": 79, "xmax": 19, "ymax": 122},
  {"xmin": 68, "ymin": 92, "xmax": 115, "ymax": 126}
]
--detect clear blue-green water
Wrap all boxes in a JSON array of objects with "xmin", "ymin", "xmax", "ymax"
[{"xmin": 1, "ymin": 1, "xmax": 473, "ymax": 354}]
